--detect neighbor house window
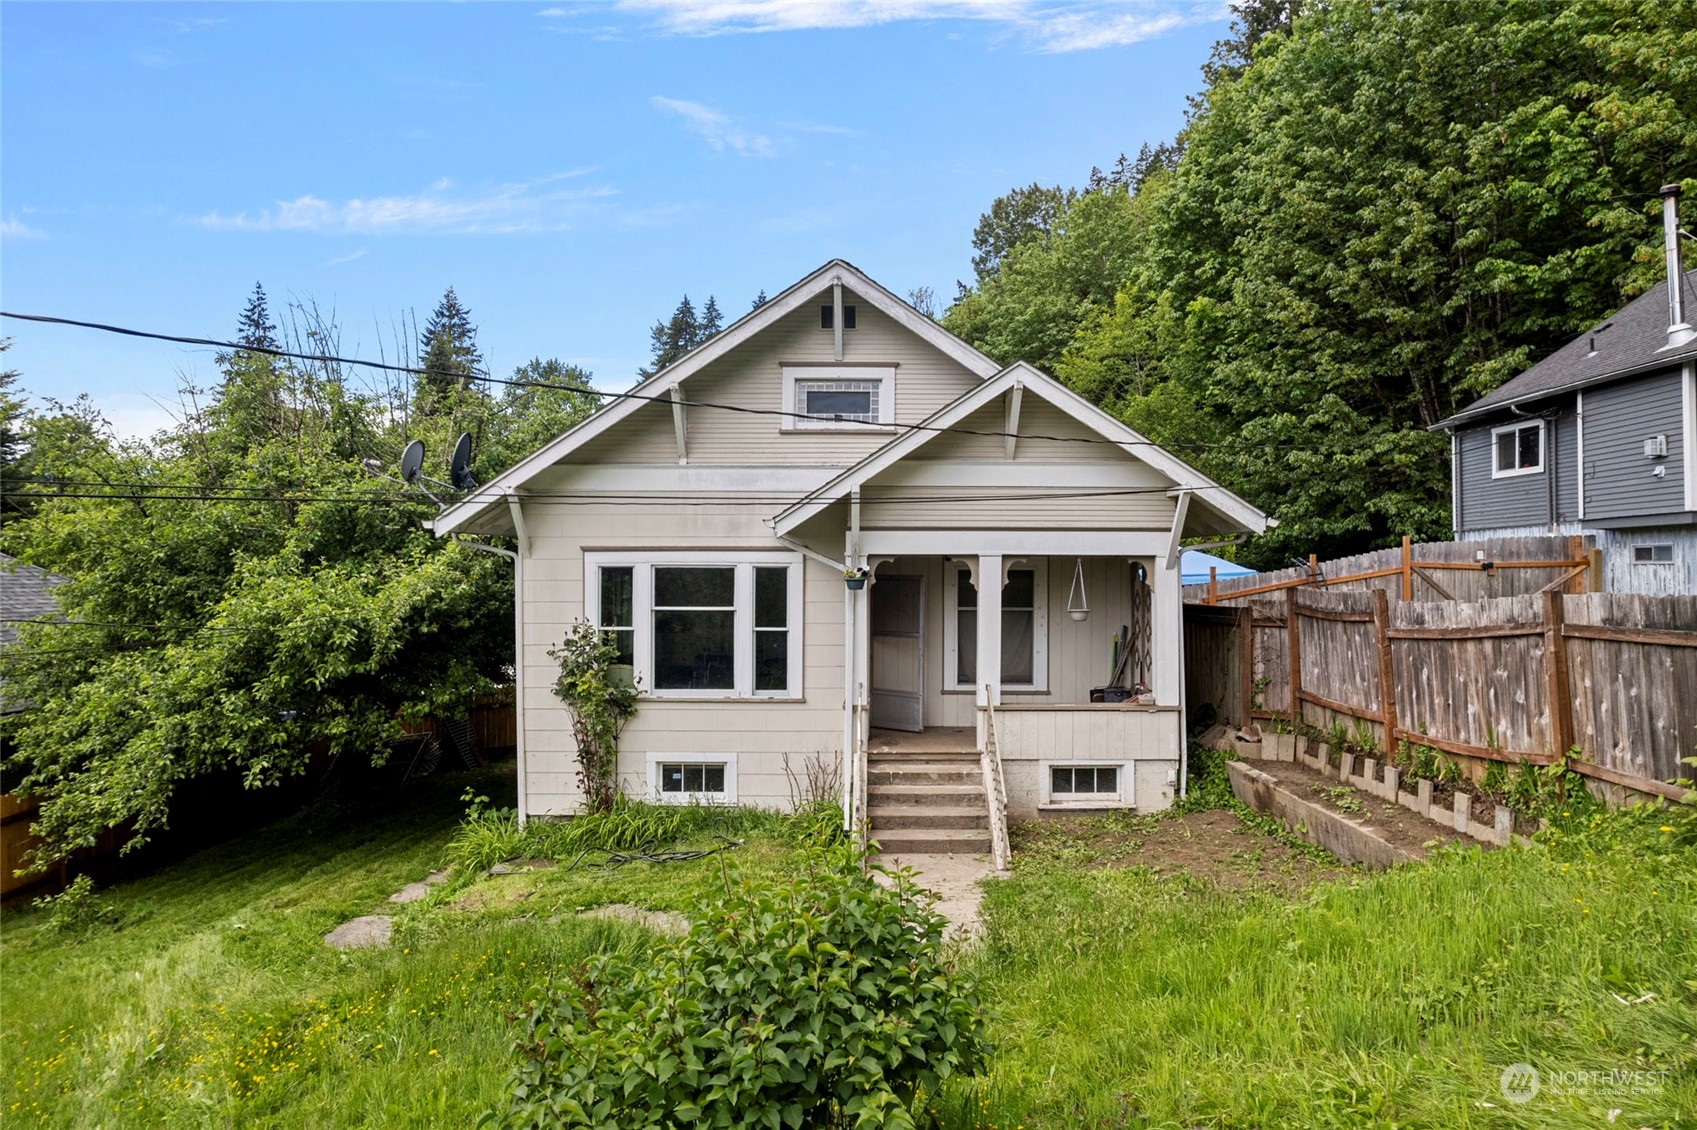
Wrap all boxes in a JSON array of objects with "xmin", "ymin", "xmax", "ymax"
[
  {"xmin": 782, "ymin": 366, "xmax": 895, "ymax": 430},
  {"xmin": 1491, "ymin": 421, "xmax": 1544, "ymax": 477},
  {"xmin": 1042, "ymin": 760, "xmax": 1132, "ymax": 806},
  {"xmin": 648, "ymin": 752, "xmax": 738, "ymax": 804},
  {"xmin": 1632, "ymin": 544, "xmax": 1674, "ymax": 564},
  {"xmin": 945, "ymin": 561, "xmax": 1048, "ymax": 691},
  {"xmin": 587, "ymin": 553, "xmax": 803, "ymax": 698}
]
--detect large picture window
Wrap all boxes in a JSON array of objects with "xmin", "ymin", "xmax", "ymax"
[
  {"xmin": 588, "ymin": 553, "xmax": 803, "ymax": 698},
  {"xmin": 945, "ymin": 561, "xmax": 1048, "ymax": 691}
]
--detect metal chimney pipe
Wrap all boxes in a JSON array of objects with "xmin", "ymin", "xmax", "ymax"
[{"xmin": 1662, "ymin": 183, "xmax": 1695, "ymax": 349}]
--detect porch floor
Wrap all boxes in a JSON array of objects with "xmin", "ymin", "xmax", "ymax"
[{"xmin": 867, "ymin": 726, "xmax": 977, "ymax": 754}]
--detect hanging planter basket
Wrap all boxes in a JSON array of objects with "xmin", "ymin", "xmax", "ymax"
[
  {"xmin": 844, "ymin": 568, "xmax": 869, "ymax": 591},
  {"xmin": 1067, "ymin": 557, "xmax": 1090, "ymax": 622}
]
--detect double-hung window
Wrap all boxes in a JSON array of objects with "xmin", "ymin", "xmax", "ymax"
[
  {"xmin": 587, "ymin": 552, "xmax": 803, "ymax": 698},
  {"xmin": 1491, "ymin": 421, "xmax": 1544, "ymax": 477},
  {"xmin": 945, "ymin": 561, "xmax": 1048, "ymax": 691}
]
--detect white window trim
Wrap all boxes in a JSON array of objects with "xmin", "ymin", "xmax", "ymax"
[
  {"xmin": 943, "ymin": 559, "xmax": 1048, "ymax": 692},
  {"xmin": 585, "ymin": 551, "xmax": 804, "ymax": 701},
  {"xmin": 1490, "ymin": 420, "xmax": 1546, "ymax": 479},
  {"xmin": 646, "ymin": 752, "xmax": 739, "ymax": 805},
  {"xmin": 1039, "ymin": 759, "xmax": 1134, "ymax": 807},
  {"xmin": 782, "ymin": 365, "xmax": 896, "ymax": 432}
]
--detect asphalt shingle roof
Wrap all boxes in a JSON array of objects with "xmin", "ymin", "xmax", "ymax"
[
  {"xmin": 0, "ymin": 554, "xmax": 68, "ymax": 648},
  {"xmin": 1436, "ymin": 269, "xmax": 1697, "ymax": 429}
]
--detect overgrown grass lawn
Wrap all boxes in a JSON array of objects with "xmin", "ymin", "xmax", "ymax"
[
  {"xmin": 938, "ymin": 802, "xmax": 1697, "ymax": 1129},
  {"xmin": 1, "ymin": 765, "xmax": 800, "ymax": 1126}
]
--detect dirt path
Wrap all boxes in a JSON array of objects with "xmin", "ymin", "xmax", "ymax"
[{"xmin": 1011, "ymin": 808, "xmax": 1352, "ymax": 892}]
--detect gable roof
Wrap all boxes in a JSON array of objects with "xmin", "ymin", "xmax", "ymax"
[
  {"xmin": 430, "ymin": 259, "xmax": 1002, "ymax": 537},
  {"xmin": 1435, "ymin": 269, "xmax": 1697, "ymax": 430},
  {"xmin": 772, "ymin": 362, "xmax": 1270, "ymax": 537}
]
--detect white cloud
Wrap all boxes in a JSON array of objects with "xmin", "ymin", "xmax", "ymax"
[
  {"xmin": 1, "ymin": 217, "xmax": 45, "ymax": 239},
  {"xmin": 583, "ymin": 1, "xmax": 1222, "ymax": 51},
  {"xmin": 192, "ymin": 172, "xmax": 611, "ymax": 235},
  {"xmin": 325, "ymin": 248, "xmax": 368, "ymax": 266},
  {"xmin": 651, "ymin": 96, "xmax": 775, "ymax": 157}
]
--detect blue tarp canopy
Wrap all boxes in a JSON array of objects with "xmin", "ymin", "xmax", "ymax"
[{"xmin": 1181, "ymin": 550, "xmax": 1255, "ymax": 587}]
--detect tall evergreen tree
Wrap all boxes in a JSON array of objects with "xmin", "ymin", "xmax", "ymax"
[
  {"xmin": 699, "ymin": 295, "xmax": 724, "ymax": 339},
  {"xmin": 419, "ymin": 287, "xmax": 484, "ymax": 403},
  {"xmin": 750, "ymin": 290, "xmax": 769, "ymax": 310},
  {"xmin": 237, "ymin": 283, "xmax": 279, "ymax": 353},
  {"xmin": 638, "ymin": 295, "xmax": 700, "ymax": 378}
]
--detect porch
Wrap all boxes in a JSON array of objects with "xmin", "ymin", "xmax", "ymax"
[{"xmin": 845, "ymin": 549, "xmax": 1190, "ymax": 853}]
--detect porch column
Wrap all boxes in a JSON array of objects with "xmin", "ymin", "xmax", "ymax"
[
  {"xmin": 1151, "ymin": 554, "xmax": 1182, "ymax": 707},
  {"xmin": 977, "ymin": 554, "xmax": 1003, "ymax": 708}
]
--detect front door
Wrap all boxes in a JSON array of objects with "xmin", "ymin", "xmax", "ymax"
[{"xmin": 869, "ymin": 575, "xmax": 924, "ymax": 732}]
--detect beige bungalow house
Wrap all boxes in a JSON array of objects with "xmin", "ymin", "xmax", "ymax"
[{"xmin": 429, "ymin": 261, "xmax": 1268, "ymax": 855}]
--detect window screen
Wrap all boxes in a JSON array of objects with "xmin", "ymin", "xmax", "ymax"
[
  {"xmin": 660, "ymin": 763, "xmax": 727, "ymax": 794},
  {"xmin": 1051, "ymin": 765, "xmax": 1119, "ymax": 795}
]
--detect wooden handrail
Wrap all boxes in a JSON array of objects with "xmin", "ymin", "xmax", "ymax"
[{"xmin": 981, "ymin": 687, "xmax": 1012, "ymax": 872}]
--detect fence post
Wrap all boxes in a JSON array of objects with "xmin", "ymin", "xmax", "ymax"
[
  {"xmin": 1237, "ymin": 603, "xmax": 1254, "ymax": 725},
  {"xmin": 1542, "ymin": 590, "xmax": 1575, "ymax": 758},
  {"xmin": 1285, "ymin": 587, "xmax": 1302, "ymax": 731},
  {"xmin": 1371, "ymin": 589, "xmax": 1399, "ymax": 755},
  {"xmin": 1209, "ymin": 566, "xmax": 1218, "ymax": 605},
  {"xmin": 1400, "ymin": 535, "xmax": 1413, "ymax": 602}
]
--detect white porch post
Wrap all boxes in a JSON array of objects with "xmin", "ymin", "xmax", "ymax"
[
  {"xmin": 1151, "ymin": 554, "xmax": 1182, "ymax": 707},
  {"xmin": 978, "ymin": 554, "xmax": 1003, "ymax": 709}
]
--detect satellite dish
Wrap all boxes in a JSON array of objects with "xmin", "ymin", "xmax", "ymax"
[
  {"xmin": 399, "ymin": 439, "xmax": 425, "ymax": 484},
  {"xmin": 450, "ymin": 432, "xmax": 477, "ymax": 490}
]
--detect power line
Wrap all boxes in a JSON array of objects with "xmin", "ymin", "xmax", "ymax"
[{"xmin": 1, "ymin": 307, "xmax": 1300, "ymax": 453}]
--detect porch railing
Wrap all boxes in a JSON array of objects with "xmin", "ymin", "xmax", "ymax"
[
  {"xmin": 980, "ymin": 686, "xmax": 1012, "ymax": 871},
  {"xmin": 851, "ymin": 682, "xmax": 870, "ymax": 855}
]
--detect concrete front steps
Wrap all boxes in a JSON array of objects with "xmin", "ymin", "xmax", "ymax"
[{"xmin": 867, "ymin": 751, "xmax": 991, "ymax": 855}]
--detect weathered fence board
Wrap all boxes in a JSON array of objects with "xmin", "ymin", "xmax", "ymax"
[{"xmin": 1186, "ymin": 586, "xmax": 1696, "ymax": 800}]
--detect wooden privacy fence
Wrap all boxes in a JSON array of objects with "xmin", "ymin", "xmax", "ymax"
[
  {"xmin": 1187, "ymin": 588, "xmax": 1697, "ymax": 801},
  {"xmin": 1186, "ymin": 535, "xmax": 1595, "ymax": 606}
]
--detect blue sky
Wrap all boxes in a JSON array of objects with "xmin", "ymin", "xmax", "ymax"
[{"xmin": 3, "ymin": 1, "xmax": 1228, "ymax": 438}]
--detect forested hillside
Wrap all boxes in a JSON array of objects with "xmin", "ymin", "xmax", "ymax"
[{"xmin": 945, "ymin": 0, "xmax": 1697, "ymax": 567}]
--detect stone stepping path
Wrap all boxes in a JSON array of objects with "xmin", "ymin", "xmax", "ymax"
[{"xmin": 323, "ymin": 869, "xmax": 452, "ymax": 949}]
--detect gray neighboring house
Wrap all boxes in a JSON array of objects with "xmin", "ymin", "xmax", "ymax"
[
  {"xmin": 1434, "ymin": 188, "xmax": 1697, "ymax": 595},
  {"xmin": 1, "ymin": 554, "xmax": 68, "ymax": 715}
]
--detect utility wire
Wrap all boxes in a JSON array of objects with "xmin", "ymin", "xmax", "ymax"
[{"xmin": 1, "ymin": 308, "xmax": 1293, "ymax": 453}]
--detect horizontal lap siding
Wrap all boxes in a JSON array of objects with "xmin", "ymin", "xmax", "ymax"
[
  {"xmin": 1457, "ymin": 422, "xmax": 1552, "ymax": 531},
  {"xmin": 995, "ymin": 710, "xmax": 1180, "ymax": 817},
  {"xmin": 859, "ymin": 487, "xmax": 1173, "ymax": 529},
  {"xmin": 520, "ymin": 496, "xmax": 848, "ymax": 816},
  {"xmin": 1582, "ymin": 369, "xmax": 1686, "ymax": 519},
  {"xmin": 912, "ymin": 399, "xmax": 1124, "ymax": 464},
  {"xmin": 567, "ymin": 292, "xmax": 983, "ymax": 467}
]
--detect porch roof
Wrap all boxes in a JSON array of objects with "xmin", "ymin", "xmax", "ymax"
[{"xmin": 771, "ymin": 363, "xmax": 1270, "ymax": 539}]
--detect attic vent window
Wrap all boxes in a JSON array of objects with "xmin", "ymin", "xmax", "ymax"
[
  {"xmin": 1490, "ymin": 420, "xmax": 1544, "ymax": 478},
  {"xmin": 781, "ymin": 365, "xmax": 895, "ymax": 430},
  {"xmin": 1633, "ymin": 544, "xmax": 1674, "ymax": 564},
  {"xmin": 820, "ymin": 305, "xmax": 856, "ymax": 330}
]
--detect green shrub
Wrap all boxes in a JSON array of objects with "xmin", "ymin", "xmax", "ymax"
[
  {"xmin": 446, "ymin": 790, "xmax": 524, "ymax": 873},
  {"xmin": 488, "ymin": 848, "xmax": 989, "ymax": 1129},
  {"xmin": 31, "ymin": 873, "xmax": 114, "ymax": 935}
]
